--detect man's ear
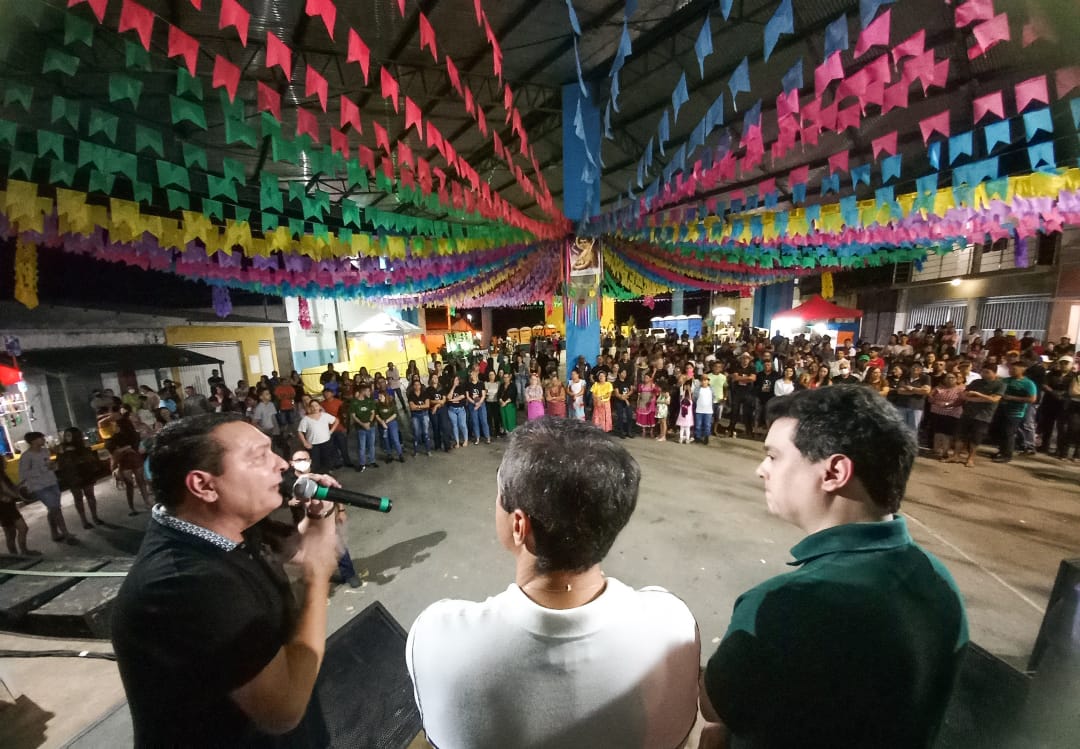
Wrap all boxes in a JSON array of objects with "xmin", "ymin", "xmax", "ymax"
[
  {"xmin": 511, "ymin": 509, "xmax": 534, "ymax": 552},
  {"xmin": 184, "ymin": 470, "xmax": 219, "ymax": 504},
  {"xmin": 820, "ymin": 453, "xmax": 856, "ymax": 495}
]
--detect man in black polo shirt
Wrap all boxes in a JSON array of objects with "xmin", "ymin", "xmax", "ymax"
[
  {"xmin": 701, "ymin": 387, "xmax": 968, "ymax": 748},
  {"xmin": 112, "ymin": 413, "xmax": 340, "ymax": 747},
  {"xmin": 726, "ymin": 352, "xmax": 757, "ymax": 438},
  {"xmin": 612, "ymin": 369, "xmax": 636, "ymax": 438}
]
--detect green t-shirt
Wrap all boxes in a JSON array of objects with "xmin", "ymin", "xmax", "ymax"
[
  {"xmin": 374, "ymin": 401, "xmax": 397, "ymax": 422},
  {"xmin": 349, "ymin": 397, "xmax": 376, "ymax": 427},
  {"xmin": 1001, "ymin": 376, "xmax": 1037, "ymax": 419},
  {"xmin": 707, "ymin": 372, "xmax": 727, "ymax": 402}
]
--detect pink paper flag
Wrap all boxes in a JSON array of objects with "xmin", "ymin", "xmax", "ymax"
[
  {"xmin": 971, "ymin": 13, "xmax": 1010, "ymax": 56},
  {"xmin": 418, "ymin": 12, "xmax": 438, "ymax": 62},
  {"xmin": 882, "ymin": 81, "xmax": 909, "ymax": 113},
  {"xmin": 815, "ymin": 52, "xmax": 844, "ymax": 93},
  {"xmin": 296, "ymin": 107, "xmax": 319, "ymax": 142},
  {"xmin": 972, "ymin": 91, "xmax": 1004, "ymax": 122},
  {"xmin": 372, "ymin": 121, "xmax": 390, "ymax": 156},
  {"xmin": 212, "ymin": 54, "xmax": 241, "ymax": 102},
  {"xmin": 818, "ymin": 102, "xmax": 838, "ymax": 132},
  {"xmin": 340, "ymin": 95, "xmax": 361, "ymax": 132},
  {"xmin": 266, "ymin": 32, "xmax": 292, "ymax": 80},
  {"xmin": 759, "ymin": 178, "xmax": 777, "ymax": 196},
  {"xmin": 68, "ymin": 0, "xmax": 107, "ymax": 24},
  {"xmin": 118, "ymin": 0, "xmax": 155, "ymax": 50},
  {"xmin": 306, "ymin": 0, "xmax": 337, "ymax": 40},
  {"xmin": 863, "ymin": 56, "xmax": 892, "ymax": 85},
  {"xmin": 397, "ymin": 142, "xmax": 414, "ymax": 171},
  {"xmin": 789, "ymin": 165, "xmax": 809, "ymax": 185},
  {"xmin": 1023, "ymin": 12, "xmax": 1056, "ymax": 47},
  {"xmin": 802, "ymin": 125, "xmax": 821, "ymax": 147},
  {"xmin": 357, "ymin": 145, "xmax": 375, "ymax": 175},
  {"xmin": 347, "ymin": 29, "xmax": 370, "ymax": 84},
  {"xmin": 837, "ymin": 104, "xmax": 861, "ymax": 130},
  {"xmin": 919, "ymin": 111, "xmax": 950, "ymax": 143},
  {"xmin": 891, "ymin": 29, "xmax": 925, "ymax": 65},
  {"xmin": 446, "ymin": 56, "xmax": 462, "ymax": 95},
  {"xmin": 167, "ymin": 25, "xmax": 199, "ymax": 76},
  {"xmin": 854, "ymin": 9, "xmax": 890, "ymax": 58},
  {"xmin": 925, "ymin": 58, "xmax": 950, "ymax": 93},
  {"xmin": 380, "ymin": 68, "xmax": 400, "ymax": 112},
  {"xmin": 256, "ymin": 81, "xmax": 281, "ymax": 119},
  {"xmin": 219, "ymin": 0, "xmax": 250, "ymax": 47},
  {"xmin": 305, "ymin": 66, "xmax": 328, "ymax": 111},
  {"xmin": 777, "ymin": 89, "xmax": 800, "ymax": 119},
  {"xmin": 1015, "ymin": 75, "xmax": 1048, "ymax": 111},
  {"xmin": 828, "ymin": 150, "xmax": 850, "ymax": 174},
  {"xmin": 404, "ymin": 97, "xmax": 422, "ymax": 134},
  {"xmin": 862, "ymin": 80, "xmax": 885, "ymax": 110},
  {"xmin": 955, "ymin": 0, "xmax": 994, "ymax": 28},
  {"xmin": 871, "ymin": 131, "xmax": 898, "ymax": 159},
  {"xmin": 903, "ymin": 49, "xmax": 935, "ymax": 89},
  {"xmin": 330, "ymin": 128, "xmax": 349, "ymax": 157},
  {"xmin": 1056, "ymin": 67, "xmax": 1080, "ymax": 99},
  {"xmin": 800, "ymin": 98, "xmax": 820, "ymax": 125}
]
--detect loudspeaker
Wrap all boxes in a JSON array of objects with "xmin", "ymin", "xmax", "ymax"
[
  {"xmin": 933, "ymin": 642, "xmax": 1030, "ymax": 749},
  {"xmin": 1028, "ymin": 557, "xmax": 1080, "ymax": 672}
]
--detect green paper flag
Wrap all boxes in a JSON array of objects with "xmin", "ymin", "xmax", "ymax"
[
  {"xmin": 338, "ymin": 228, "xmax": 352, "ymax": 245},
  {"xmin": 261, "ymin": 212, "xmax": 280, "ymax": 232},
  {"xmin": 156, "ymin": 160, "xmax": 191, "ymax": 190},
  {"xmin": 374, "ymin": 171, "xmax": 393, "ymax": 193},
  {"xmin": 135, "ymin": 125, "xmax": 164, "ymax": 156},
  {"xmin": 8, "ymin": 151, "xmax": 35, "ymax": 179},
  {"xmin": 182, "ymin": 143, "xmax": 208, "ymax": 170},
  {"xmin": 272, "ymin": 133, "xmax": 299, "ymax": 164},
  {"xmin": 313, "ymin": 223, "xmax": 329, "ymax": 241},
  {"xmin": 88, "ymin": 109, "xmax": 119, "ymax": 142},
  {"xmin": 260, "ymin": 112, "xmax": 281, "ymax": 138},
  {"xmin": 37, "ymin": 131, "xmax": 65, "ymax": 160},
  {"xmin": 109, "ymin": 74, "xmax": 143, "ymax": 107},
  {"xmin": 221, "ymin": 158, "xmax": 245, "ymax": 185},
  {"xmin": 288, "ymin": 217, "xmax": 306, "ymax": 238},
  {"xmin": 77, "ymin": 141, "xmax": 100, "ymax": 169},
  {"xmin": 261, "ymin": 174, "xmax": 283, "ymax": 211},
  {"xmin": 112, "ymin": 150, "xmax": 139, "ymax": 182},
  {"xmin": 287, "ymin": 182, "xmax": 306, "ymax": 204},
  {"xmin": 42, "ymin": 48, "xmax": 80, "ymax": 76},
  {"xmin": 49, "ymin": 159, "xmax": 77, "ymax": 186},
  {"xmin": 126, "ymin": 41, "xmax": 151, "ymax": 72},
  {"xmin": 202, "ymin": 198, "xmax": 224, "ymax": 221},
  {"xmin": 167, "ymin": 189, "xmax": 190, "ymax": 211},
  {"xmin": 346, "ymin": 160, "xmax": 368, "ymax": 191},
  {"xmin": 176, "ymin": 69, "xmax": 203, "ymax": 100},
  {"xmin": 220, "ymin": 89, "xmax": 245, "ymax": 121},
  {"xmin": 207, "ymin": 175, "xmax": 238, "ymax": 201},
  {"xmin": 233, "ymin": 206, "xmax": 251, "ymax": 224},
  {"xmin": 64, "ymin": 14, "xmax": 94, "ymax": 47},
  {"xmin": 51, "ymin": 96, "xmax": 80, "ymax": 131},
  {"xmin": 3, "ymin": 82, "xmax": 32, "ymax": 111},
  {"xmin": 170, "ymin": 96, "xmax": 207, "ymax": 129},
  {"xmin": 225, "ymin": 117, "xmax": 258, "ymax": 148},
  {"xmin": 0, "ymin": 120, "xmax": 16, "ymax": 147},
  {"xmin": 132, "ymin": 181, "xmax": 153, "ymax": 203},
  {"xmin": 88, "ymin": 169, "xmax": 116, "ymax": 194},
  {"xmin": 340, "ymin": 200, "xmax": 361, "ymax": 228}
]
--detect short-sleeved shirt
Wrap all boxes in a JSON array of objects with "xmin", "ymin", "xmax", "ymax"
[
  {"xmin": 407, "ymin": 389, "xmax": 429, "ymax": 410},
  {"xmin": 297, "ymin": 412, "xmax": 336, "ymax": 445},
  {"xmin": 729, "ymin": 365, "xmax": 757, "ymax": 393},
  {"xmin": 892, "ymin": 374, "xmax": 931, "ymax": 410},
  {"xmin": 349, "ymin": 397, "xmax": 376, "ymax": 427},
  {"xmin": 614, "ymin": 379, "xmax": 634, "ymax": 401},
  {"xmin": 320, "ymin": 397, "xmax": 346, "ymax": 432},
  {"xmin": 465, "ymin": 382, "xmax": 485, "ymax": 403},
  {"xmin": 963, "ymin": 377, "xmax": 1006, "ymax": 421},
  {"xmin": 704, "ymin": 517, "xmax": 968, "ymax": 749},
  {"xmin": 1001, "ymin": 376, "xmax": 1037, "ymax": 419},
  {"xmin": 707, "ymin": 373, "xmax": 727, "ymax": 402},
  {"xmin": 375, "ymin": 401, "xmax": 397, "ymax": 422},
  {"xmin": 112, "ymin": 519, "xmax": 326, "ymax": 747},
  {"xmin": 427, "ymin": 387, "xmax": 446, "ymax": 411},
  {"xmin": 273, "ymin": 384, "xmax": 295, "ymax": 411}
]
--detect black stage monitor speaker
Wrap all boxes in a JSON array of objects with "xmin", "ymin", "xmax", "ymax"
[
  {"xmin": 933, "ymin": 642, "xmax": 1031, "ymax": 749},
  {"xmin": 313, "ymin": 601, "xmax": 423, "ymax": 749},
  {"xmin": 1028, "ymin": 557, "xmax": 1080, "ymax": 673}
]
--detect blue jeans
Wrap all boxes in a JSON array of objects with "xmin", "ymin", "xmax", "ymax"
[
  {"xmin": 897, "ymin": 407, "xmax": 923, "ymax": 433},
  {"xmin": 695, "ymin": 412, "xmax": 713, "ymax": 441},
  {"xmin": 448, "ymin": 407, "xmax": 468, "ymax": 444},
  {"xmin": 355, "ymin": 427, "xmax": 376, "ymax": 465},
  {"xmin": 380, "ymin": 420, "xmax": 403, "ymax": 457},
  {"xmin": 410, "ymin": 412, "xmax": 432, "ymax": 452},
  {"xmin": 468, "ymin": 403, "xmax": 490, "ymax": 440}
]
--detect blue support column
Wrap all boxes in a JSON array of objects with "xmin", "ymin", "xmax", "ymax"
[
  {"xmin": 562, "ymin": 83, "xmax": 602, "ymax": 370},
  {"xmin": 752, "ymin": 281, "xmax": 795, "ymax": 331}
]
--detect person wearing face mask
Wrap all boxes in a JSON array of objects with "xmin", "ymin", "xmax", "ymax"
[{"xmin": 832, "ymin": 361, "xmax": 860, "ymax": 385}]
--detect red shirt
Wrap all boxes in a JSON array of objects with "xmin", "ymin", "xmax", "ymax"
[{"xmin": 321, "ymin": 396, "xmax": 347, "ymax": 432}]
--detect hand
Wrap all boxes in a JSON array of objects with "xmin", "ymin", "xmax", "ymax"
[{"xmin": 291, "ymin": 499, "xmax": 340, "ymax": 583}]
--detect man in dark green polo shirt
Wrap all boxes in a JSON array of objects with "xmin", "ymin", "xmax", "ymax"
[
  {"xmin": 992, "ymin": 360, "xmax": 1038, "ymax": 464},
  {"xmin": 349, "ymin": 383, "xmax": 378, "ymax": 471},
  {"xmin": 700, "ymin": 385, "xmax": 968, "ymax": 749}
]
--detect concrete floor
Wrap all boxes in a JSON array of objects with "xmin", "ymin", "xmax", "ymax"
[{"xmin": 2, "ymin": 431, "xmax": 1078, "ymax": 748}]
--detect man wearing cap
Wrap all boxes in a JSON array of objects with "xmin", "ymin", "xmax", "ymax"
[
  {"xmin": 727, "ymin": 353, "xmax": 758, "ymax": 438},
  {"xmin": 992, "ymin": 360, "xmax": 1038, "ymax": 463}
]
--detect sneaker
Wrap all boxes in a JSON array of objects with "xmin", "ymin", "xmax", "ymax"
[
  {"xmin": 357, "ymin": 465, "xmax": 367, "ymax": 473},
  {"xmin": 368, "ymin": 462, "xmax": 379, "ymax": 468},
  {"xmin": 398, "ymin": 455, "xmax": 406, "ymax": 463},
  {"xmin": 991, "ymin": 455, "xmax": 1011, "ymax": 463},
  {"xmin": 347, "ymin": 575, "xmax": 362, "ymax": 588}
]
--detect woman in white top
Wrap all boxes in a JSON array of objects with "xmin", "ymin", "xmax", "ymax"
[
  {"xmin": 774, "ymin": 366, "xmax": 797, "ymax": 397},
  {"xmin": 297, "ymin": 400, "xmax": 339, "ymax": 474},
  {"xmin": 567, "ymin": 370, "xmax": 587, "ymax": 420}
]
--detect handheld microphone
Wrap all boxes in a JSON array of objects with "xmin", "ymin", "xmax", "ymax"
[{"xmin": 293, "ymin": 477, "xmax": 392, "ymax": 513}]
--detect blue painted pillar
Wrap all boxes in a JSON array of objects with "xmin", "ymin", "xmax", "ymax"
[
  {"xmin": 752, "ymin": 281, "xmax": 795, "ymax": 331},
  {"xmin": 562, "ymin": 83, "xmax": 602, "ymax": 369},
  {"xmin": 671, "ymin": 290, "xmax": 685, "ymax": 316}
]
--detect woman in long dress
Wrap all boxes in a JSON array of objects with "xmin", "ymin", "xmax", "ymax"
[
  {"xmin": 545, "ymin": 373, "xmax": 567, "ymax": 418},
  {"xmin": 525, "ymin": 374, "xmax": 545, "ymax": 421},
  {"xmin": 635, "ymin": 373, "xmax": 659, "ymax": 438},
  {"xmin": 568, "ymin": 370, "xmax": 587, "ymax": 421},
  {"xmin": 591, "ymin": 371, "xmax": 613, "ymax": 432}
]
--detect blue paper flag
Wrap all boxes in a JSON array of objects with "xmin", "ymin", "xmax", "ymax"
[
  {"xmin": 851, "ymin": 163, "xmax": 871, "ymax": 187},
  {"xmin": 975, "ymin": 156, "xmax": 1000, "ymax": 182},
  {"xmin": 658, "ymin": 109, "xmax": 670, "ymax": 153},
  {"xmin": 782, "ymin": 58, "xmax": 804, "ymax": 94},
  {"xmin": 860, "ymin": 0, "xmax": 895, "ymax": 28},
  {"xmin": 1028, "ymin": 142, "xmax": 1055, "ymax": 170},
  {"xmin": 645, "ymin": 136, "xmax": 654, "ymax": 168},
  {"xmin": 916, "ymin": 173, "xmax": 938, "ymax": 196},
  {"xmin": 566, "ymin": 0, "xmax": 581, "ymax": 35},
  {"xmin": 705, "ymin": 93, "xmax": 725, "ymax": 133},
  {"xmin": 764, "ymin": 0, "xmax": 794, "ymax": 62},
  {"xmin": 774, "ymin": 210, "xmax": 789, "ymax": 234},
  {"xmin": 1071, "ymin": 98, "xmax": 1080, "ymax": 129},
  {"xmin": 604, "ymin": 101, "xmax": 613, "ymax": 140},
  {"xmin": 840, "ymin": 195, "xmax": 859, "ymax": 226},
  {"xmin": 729, "ymin": 57, "xmax": 750, "ymax": 102},
  {"xmin": 611, "ymin": 20, "xmax": 631, "ymax": 75},
  {"xmin": 636, "ymin": 160, "xmax": 644, "ymax": 188},
  {"xmin": 695, "ymin": 16, "xmax": 713, "ymax": 78},
  {"xmin": 720, "ymin": 0, "xmax": 734, "ymax": 20},
  {"xmin": 928, "ymin": 141, "xmax": 941, "ymax": 170},
  {"xmin": 881, "ymin": 153, "xmax": 902, "ymax": 182},
  {"xmin": 742, "ymin": 99, "xmax": 762, "ymax": 132},
  {"xmin": 574, "ymin": 37, "xmax": 587, "ymax": 97},
  {"xmin": 750, "ymin": 215, "xmax": 764, "ymax": 237},
  {"xmin": 948, "ymin": 132, "xmax": 973, "ymax": 164},
  {"xmin": 626, "ymin": 0, "xmax": 637, "ymax": 17},
  {"xmin": 690, "ymin": 119, "xmax": 706, "ymax": 151},
  {"xmin": 874, "ymin": 185, "xmax": 894, "ymax": 209},
  {"xmin": 610, "ymin": 71, "xmax": 621, "ymax": 112},
  {"xmin": 573, "ymin": 98, "xmax": 585, "ymax": 141},
  {"xmin": 820, "ymin": 173, "xmax": 840, "ymax": 195},
  {"xmin": 984, "ymin": 120, "xmax": 1011, "ymax": 152},
  {"xmin": 805, "ymin": 204, "xmax": 822, "ymax": 225},
  {"xmin": 764, "ymin": 191, "xmax": 779, "ymax": 208},
  {"xmin": 672, "ymin": 73, "xmax": 690, "ymax": 123},
  {"xmin": 825, "ymin": 15, "xmax": 849, "ymax": 58},
  {"xmin": 792, "ymin": 182, "xmax": 807, "ymax": 203},
  {"xmin": 953, "ymin": 164, "xmax": 973, "ymax": 186},
  {"xmin": 673, "ymin": 143, "xmax": 687, "ymax": 173},
  {"xmin": 1022, "ymin": 108, "xmax": 1053, "ymax": 140}
]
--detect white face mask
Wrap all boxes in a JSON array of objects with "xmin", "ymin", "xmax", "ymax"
[{"xmin": 292, "ymin": 460, "xmax": 312, "ymax": 473}]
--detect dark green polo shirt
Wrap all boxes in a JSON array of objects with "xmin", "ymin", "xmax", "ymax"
[
  {"xmin": 349, "ymin": 397, "xmax": 376, "ymax": 427},
  {"xmin": 704, "ymin": 517, "xmax": 968, "ymax": 749}
]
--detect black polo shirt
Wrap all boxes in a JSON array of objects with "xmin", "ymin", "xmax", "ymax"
[
  {"xmin": 112, "ymin": 518, "xmax": 326, "ymax": 748},
  {"xmin": 729, "ymin": 364, "xmax": 757, "ymax": 394},
  {"xmin": 704, "ymin": 517, "xmax": 967, "ymax": 749}
]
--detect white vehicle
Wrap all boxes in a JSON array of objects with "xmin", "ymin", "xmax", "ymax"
[{"xmin": 649, "ymin": 328, "xmax": 668, "ymax": 339}]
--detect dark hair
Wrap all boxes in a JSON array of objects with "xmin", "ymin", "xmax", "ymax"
[
  {"xmin": 24, "ymin": 431, "xmax": 45, "ymax": 443},
  {"xmin": 148, "ymin": 413, "xmax": 245, "ymax": 510},
  {"xmin": 497, "ymin": 416, "xmax": 639, "ymax": 572},
  {"xmin": 765, "ymin": 386, "xmax": 915, "ymax": 514},
  {"xmin": 63, "ymin": 427, "xmax": 87, "ymax": 448}
]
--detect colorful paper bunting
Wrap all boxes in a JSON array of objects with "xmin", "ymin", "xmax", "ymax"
[
  {"xmin": 167, "ymin": 25, "xmax": 200, "ymax": 76},
  {"xmin": 1015, "ymin": 76, "xmax": 1048, "ymax": 112},
  {"xmin": 306, "ymin": 0, "xmax": 338, "ymax": 40},
  {"xmin": 219, "ymin": 0, "xmax": 250, "ymax": 46},
  {"xmin": 347, "ymin": 29, "xmax": 370, "ymax": 84},
  {"xmin": 380, "ymin": 68, "xmax": 400, "ymax": 112},
  {"xmin": 854, "ymin": 9, "xmax": 890, "ymax": 57},
  {"xmin": 118, "ymin": 0, "xmax": 154, "ymax": 51},
  {"xmin": 212, "ymin": 55, "xmax": 241, "ymax": 102},
  {"xmin": 305, "ymin": 66, "xmax": 328, "ymax": 111}
]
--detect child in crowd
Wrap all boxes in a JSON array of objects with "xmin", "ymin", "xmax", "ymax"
[
  {"xmin": 655, "ymin": 377, "xmax": 671, "ymax": 442},
  {"xmin": 676, "ymin": 381, "xmax": 695, "ymax": 444}
]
